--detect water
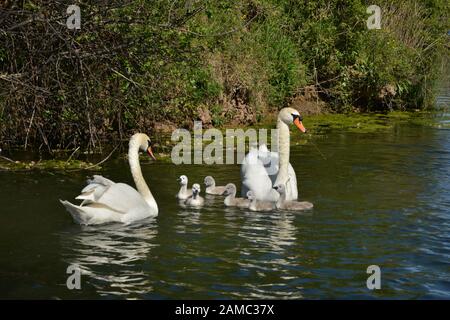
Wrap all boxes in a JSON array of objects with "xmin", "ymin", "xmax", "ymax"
[{"xmin": 0, "ymin": 120, "xmax": 449, "ymax": 299}]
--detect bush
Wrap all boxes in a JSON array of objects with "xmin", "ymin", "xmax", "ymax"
[{"xmin": 0, "ymin": 0, "xmax": 447, "ymax": 149}]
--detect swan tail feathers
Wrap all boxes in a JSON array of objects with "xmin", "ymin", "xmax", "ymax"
[{"xmin": 59, "ymin": 200, "xmax": 92, "ymax": 225}]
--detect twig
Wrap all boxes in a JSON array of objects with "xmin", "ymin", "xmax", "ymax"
[
  {"xmin": 77, "ymin": 145, "xmax": 120, "ymax": 171},
  {"xmin": 24, "ymin": 101, "xmax": 36, "ymax": 149},
  {"xmin": 111, "ymin": 68, "xmax": 146, "ymax": 88},
  {"xmin": 0, "ymin": 155, "xmax": 15, "ymax": 163},
  {"xmin": 309, "ymin": 139, "xmax": 327, "ymax": 160},
  {"xmin": 65, "ymin": 146, "xmax": 80, "ymax": 163},
  {"xmin": 37, "ymin": 125, "xmax": 52, "ymax": 155}
]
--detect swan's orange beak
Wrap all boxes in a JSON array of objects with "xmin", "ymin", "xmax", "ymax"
[
  {"xmin": 294, "ymin": 117, "xmax": 307, "ymax": 133},
  {"xmin": 147, "ymin": 147, "xmax": 156, "ymax": 160}
]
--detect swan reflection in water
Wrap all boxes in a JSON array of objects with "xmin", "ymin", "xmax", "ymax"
[
  {"xmin": 59, "ymin": 220, "xmax": 158, "ymax": 297},
  {"xmin": 236, "ymin": 211, "xmax": 309, "ymax": 299}
]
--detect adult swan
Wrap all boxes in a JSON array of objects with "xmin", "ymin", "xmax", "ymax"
[
  {"xmin": 60, "ymin": 133, "xmax": 158, "ymax": 225},
  {"xmin": 241, "ymin": 107, "xmax": 306, "ymax": 201}
]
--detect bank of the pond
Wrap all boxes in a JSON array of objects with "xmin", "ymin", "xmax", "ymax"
[
  {"xmin": 0, "ymin": 110, "xmax": 447, "ymax": 171},
  {"xmin": 0, "ymin": 159, "xmax": 101, "ymax": 171}
]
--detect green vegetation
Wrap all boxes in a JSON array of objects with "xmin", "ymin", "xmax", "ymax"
[
  {"xmin": 0, "ymin": 0, "xmax": 448, "ymax": 151},
  {"xmin": 1, "ymin": 110, "xmax": 448, "ymax": 170},
  {"xmin": 304, "ymin": 110, "xmax": 450, "ymax": 133},
  {"xmin": 0, "ymin": 159, "xmax": 100, "ymax": 171}
]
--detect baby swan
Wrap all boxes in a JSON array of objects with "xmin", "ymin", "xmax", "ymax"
[
  {"xmin": 204, "ymin": 176, "xmax": 226, "ymax": 195},
  {"xmin": 185, "ymin": 183, "xmax": 204, "ymax": 207},
  {"xmin": 223, "ymin": 183, "xmax": 250, "ymax": 208},
  {"xmin": 247, "ymin": 191, "xmax": 275, "ymax": 212},
  {"xmin": 274, "ymin": 184, "xmax": 313, "ymax": 211},
  {"xmin": 176, "ymin": 175, "xmax": 192, "ymax": 200}
]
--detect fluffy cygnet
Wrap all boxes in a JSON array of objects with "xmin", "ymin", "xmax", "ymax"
[
  {"xmin": 223, "ymin": 183, "xmax": 250, "ymax": 208},
  {"xmin": 204, "ymin": 176, "xmax": 226, "ymax": 195},
  {"xmin": 274, "ymin": 184, "xmax": 313, "ymax": 211},
  {"xmin": 247, "ymin": 191, "xmax": 275, "ymax": 212},
  {"xmin": 185, "ymin": 183, "xmax": 204, "ymax": 207},
  {"xmin": 176, "ymin": 175, "xmax": 192, "ymax": 200}
]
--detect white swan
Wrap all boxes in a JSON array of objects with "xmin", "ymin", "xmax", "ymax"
[
  {"xmin": 176, "ymin": 175, "xmax": 192, "ymax": 200},
  {"xmin": 185, "ymin": 183, "xmax": 204, "ymax": 207},
  {"xmin": 223, "ymin": 183, "xmax": 250, "ymax": 208},
  {"xmin": 241, "ymin": 107, "xmax": 306, "ymax": 201},
  {"xmin": 204, "ymin": 176, "xmax": 226, "ymax": 195},
  {"xmin": 247, "ymin": 191, "xmax": 275, "ymax": 212},
  {"xmin": 60, "ymin": 133, "xmax": 158, "ymax": 225},
  {"xmin": 274, "ymin": 183, "xmax": 313, "ymax": 211}
]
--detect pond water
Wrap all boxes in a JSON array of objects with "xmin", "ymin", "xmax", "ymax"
[{"xmin": 0, "ymin": 117, "xmax": 449, "ymax": 299}]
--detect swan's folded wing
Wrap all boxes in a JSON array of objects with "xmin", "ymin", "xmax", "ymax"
[
  {"xmin": 60, "ymin": 200, "xmax": 124, "ymax": 225},
  {"xmin": 242, "ymin": 169, "xmax": 274, "ymax": 200},
  {"xmin": 76, "ymin": 184, "xmax": 108, "ymax": 204},
  {"xmin": 265, "ymin": 151, "xmax": 280, "ymax": 183},
  {"xmin": 88, "ymin": 175, "xmax": 115, "ymax": 186},
  {"xmin": 286, "ymin": 164, "xmax": 298, "ymax": 200},
  {"xmin": 61, "ymin": 183, "xmax": 149, "ymax": 225},
  {"xmin": 266, "ymin": 151, "xmax": 297, "ymax": 200},
  {"xmin": 76, "ymin": 175, "xmax": 116, "ymax": 203},
  {"xmin": 93, "ymin": 182, "xmax": 149, "ymax": 213},
  {"xmin": 241, "ymin": 147, "xmax": 259, "ymax": 175}
]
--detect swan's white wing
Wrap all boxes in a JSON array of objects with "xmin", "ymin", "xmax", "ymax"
[
  {"xmin": 240, "ymin": 147, "xmax": 257, "ymax": 197},
  {"xmin": 76, "ymin": 175, "xmax": 116, "ymax": 203},
  {"xmin": 94, "ymin": 183, "xmax": 149, "ymax": 214},
  {"xmin": 89, "ymin": 175, "xmax": 115, "ymax": 186},
  {"xmin": 76, "ymin": 184, "xmax": 108, "ymax": 203},
  {"xmin": 263, "ymin": 149, "xmax": 297, "ymax": 201},
  {"xmin": 241, "ymin": 148, "xmax": 274, "ymax": 200},
  {"xmin": 240, "ymin": 147, "xmax": 258, "ymax": 180},
  {"xmin": 60, "ymin": 200, "xmax": 124, "ymax": 225},
  {"xmin": 241, "ymin": 145, "xmax": 298, "ymax": 201},
  {"xmin": 264, "ymin": 150, "xmax": 280, "ymax": 185},
  {"xmin": 286, "ymin": 165, "xmax": 298, "ymax": 200},
  {"xmin": 61, "ymin": 183, "xmax": 152, "ymax": 225}
]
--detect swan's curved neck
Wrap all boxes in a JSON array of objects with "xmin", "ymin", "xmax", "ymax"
[
  {"xmin": 225, "ymin": 189, "xmax": 236, "ymax": 200},
  {"xmin": 275, "ymin": 118, "xmax": 290, "ymax": 185},
  {"xmin": 128, "ymin": 145, "xmax": 158, "ymax": 211},
  {"xmin": 179, "ymin": 184, "xmax": 187, "ymax": 193}
]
